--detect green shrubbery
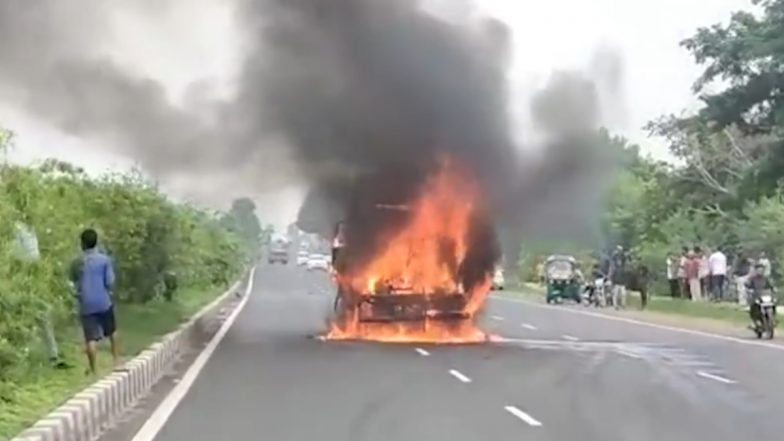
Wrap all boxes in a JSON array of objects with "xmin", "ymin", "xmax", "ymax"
[{"xmin": 0, "ymin": 156, "xmax": 249, "ymax": 391}]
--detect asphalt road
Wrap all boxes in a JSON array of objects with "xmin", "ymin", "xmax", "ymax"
[{"xmin": 137, "ymin": 264, "xmax": 784, "ymax": 441}]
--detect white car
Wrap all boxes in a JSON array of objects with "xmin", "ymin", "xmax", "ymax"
[
  {"xmin": 296, "ymin": 251, "xmax": 310, "ymax": 266},
  {"xmin": 307, "ymin": 254, "xmax": 330, "ymax": 271},
  {"xmin": 492, "ymin": 268, "xmax": 505, "ymax": 290}
]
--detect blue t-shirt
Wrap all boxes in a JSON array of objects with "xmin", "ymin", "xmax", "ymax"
[{"xmin": 70, "ymin": 250, "xmax": 115, "ymax": 315}]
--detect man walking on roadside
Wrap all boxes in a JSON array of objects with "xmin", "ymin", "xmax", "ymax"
[
  {"xmin": 666, "ymin": 252, "xmax": 680, "ymax": 298},
  {"xmin": 709, "ymin": 247, "xmax": 727, "ymax": 302},
  {"xmin": 70, "ymin": 229, "xmax": 119, "ymax": 375}
]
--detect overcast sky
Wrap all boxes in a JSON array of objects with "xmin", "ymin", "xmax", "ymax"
[{"xmin": 0, "ymin": 0, "xmax": 755, "ymax": 228}]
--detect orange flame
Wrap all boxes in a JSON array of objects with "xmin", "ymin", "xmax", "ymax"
[{"xmin": 326, "ymin": 158, "xmax": 495, "ymax": 343}]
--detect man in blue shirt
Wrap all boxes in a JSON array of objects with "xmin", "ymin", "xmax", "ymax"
[{"xmin": 70, "ymin": 229, "xmax": 118, "ymax": 374}]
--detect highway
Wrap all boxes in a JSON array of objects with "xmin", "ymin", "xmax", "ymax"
[{"xmin": 124, "ymin": 264, "xmax": 784, "ymax": 441}]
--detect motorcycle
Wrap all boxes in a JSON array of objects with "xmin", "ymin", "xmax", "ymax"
[
  {"xmin": 586, "ymin": 277, "xmax": 611, "ymax": 307},
  {"xmin": 752, "ymin": 293, "xmax": 777, "ymax": 339}
]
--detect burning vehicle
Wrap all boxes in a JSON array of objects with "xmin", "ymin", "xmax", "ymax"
[{"xmin": 326, "ymin": 159, "xmax": 498, "ymax": 344}]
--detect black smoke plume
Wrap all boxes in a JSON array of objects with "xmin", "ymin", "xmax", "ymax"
[
  {"xmin": 236, "ymin": 0, "xmax": 515, "ymax": 288},
  {"xmin": 0, "ymin": 0, "xmax": 623, "ymax": 287}
]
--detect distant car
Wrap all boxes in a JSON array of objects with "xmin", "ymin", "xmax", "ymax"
[
  {"xmin": 268, "ymin": 247, "xmax": 288, "ymax": 265},
  {"xmin": 307, "ymin": 254, "xmax": 330, "ymax": 271},
  {"xmin": 492, "ymin": 268, "xmax": 505, "ymax": 290},
  {"xmin": 296, "ymin": 251, "xmax": 309, "ymax": 266}
]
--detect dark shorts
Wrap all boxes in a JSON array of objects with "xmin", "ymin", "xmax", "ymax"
[{"xmin": 81, "ymin": 306, "xmax": 116, "ymax": 342}]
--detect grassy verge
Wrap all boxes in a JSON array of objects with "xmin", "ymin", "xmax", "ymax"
[
  {"xmin": 0, "ymin": 284, "xmax": 232, "ymax": 441},
  {"xmin": 501, "ymin": 283, "xmax": 750, "ymax": 327}
]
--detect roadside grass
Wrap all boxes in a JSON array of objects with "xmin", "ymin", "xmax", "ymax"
[
  {"xmin": 500, "ymin": 282, "xmax": 750, "ymax": 326},
  {"xmin": 0, "ymin": 285, "xmax": 231, "ymax": 441}
]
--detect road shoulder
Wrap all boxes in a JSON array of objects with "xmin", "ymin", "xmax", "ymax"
[
  {"xmin": 495, "ymin": 286, "xmax": 783, "ymax": 345},
  {"xmin": 9, "ymin": 270, "xmax": 253, "ymax": 441}
]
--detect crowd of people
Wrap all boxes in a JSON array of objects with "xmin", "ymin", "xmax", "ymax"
[{"xmin": 665, "ymin": 247, "xmax": 773, "ymax": 307}]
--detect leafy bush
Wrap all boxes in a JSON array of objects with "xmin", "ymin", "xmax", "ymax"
[{"xmin": 0, "ymin": 159, "xmax": 249, "ymax": 389}]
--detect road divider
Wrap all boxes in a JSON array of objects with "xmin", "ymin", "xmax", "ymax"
[
  {"xmin": 448, "ymin": 369, "xmax": 472, "ymax": 383},
  {"xmin": 504, "ymin": 406, "xmax": 542, "ymax": 427}
]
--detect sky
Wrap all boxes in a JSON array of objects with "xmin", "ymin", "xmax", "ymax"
[{"xmin": 0, "ymin": 0, "xmax": 756, "ymax": 229}]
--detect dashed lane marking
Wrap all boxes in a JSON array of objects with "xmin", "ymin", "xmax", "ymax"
[
  {"xmin": 504, "ymin": 406, "xmax": 543, "ymax": 427},
  {"xmin": 521, "ymin": 323, "xmax": 538, "ymax": 330},
  {"xmin": 562, "ymin": 335, "xmax": 579, "ymax": 342},
  {"xmin": 449, "ymin": 369, "xmax": 472, "ymax": 383},
  {"xmin": 491, "ymin": 315, "xmax": 505, "ymax": 321},
  {"xmin": 493, "ymin": 295, "xmax": 784, "ymax": 353},
  {"xmin": 697, "ymin": 371, "xmax": 736, "ymax": 385},
  {"xmin": 415, "ymin": 348, "xmax": 430, "ymax": 356},
  {"xmin": 616, "ymin": 349, "xmax": 642, "ymax": 359}
]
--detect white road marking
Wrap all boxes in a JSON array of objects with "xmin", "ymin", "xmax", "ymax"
[
  {"xmin": 521, "ymin": 323, "xmax": 538, "ymax": 330},
  {"xmin": 616, "ymin": 349, "xmax": 642, "ymax": 359},
  {"xmin": 415, "ymin": 348, "xmax": 430, "ymax": 356},
  {"xmin": 494, "ymin": 295, "xmax": 784, "ymax": 353},
  {"xmin": 449, "ymin": 369, "xmax": 472, "ymax": 383},
  {"xmin": 504, "ymin": 406, "xmax": 543, "ymax": 427},
  {"xmin": 491, "ymin": 315, "xmax": 505, "ymax": 321},
  {"xmin": 562, "ymin": 334, "xmax": 579, "ymax": 341},
  {"xmin": 697, "ymin": 371, "xmax": 737, "ymax": 385},
  {"xmin": 131, "ymin": 267, "xmax": 257, "ymax": 441}
]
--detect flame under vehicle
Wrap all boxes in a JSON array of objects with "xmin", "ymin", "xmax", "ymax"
[{"xmin": 332, "ymin": 205, "xmax": 470, "ymax": 324}]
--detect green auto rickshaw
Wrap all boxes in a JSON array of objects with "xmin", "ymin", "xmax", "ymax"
[{"xmin": 544, "ymin": 255, "xmax": 582, "ymax": 304}]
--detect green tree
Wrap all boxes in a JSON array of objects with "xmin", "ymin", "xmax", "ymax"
[
  {"xmin": 680, "ymin": 0, "xmax": 784, "ymax": 198},
  {"xmin": 224, "ymin": 197, "xmax": 262, "ymax": 254}
]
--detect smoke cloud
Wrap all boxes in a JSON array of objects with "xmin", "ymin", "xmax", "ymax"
[{"xmin": 0, "ymin": 0, "xmax": 625, "ymax": 278}]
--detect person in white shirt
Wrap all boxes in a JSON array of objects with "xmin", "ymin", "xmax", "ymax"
[
  {"xmin": 708, "ymin": 247, "xmax": 727, "ymax": 302},
  {"xmin": 758, "ymin": 251, "xmax": 772, "ymax": 278}
]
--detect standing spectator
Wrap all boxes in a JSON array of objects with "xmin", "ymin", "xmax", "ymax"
[
  {"xmin": 609, "ymin": 245, "xmax": 627, "ymax": 310},
  {"xmin": 70, "ymin": 229, "xmax": 119, "ymax": 375},
  {"xmin": 666, "ymin": 252, "xmax": 680, "ymax": 298},
  {"xmin": 685, "ymin": 249, "xmax": 702, "ymax": 301},
  {"xmin": 734, "ymin": 251, "xmax": 752, "ymax": 308},
  {"xmin": 697, "ymin": 247, "xmax": 710, "ymax": 297},
  {"xmin": 758, "ymin": 251, "xmax": 772, "ymax": 278},
  {"xmin": 708, "ymin": 247, "xmax": 727, "ymax": 302},
  {"xmin": 678, "ymin": 247, "xmax": 690, "ymax": 299}
]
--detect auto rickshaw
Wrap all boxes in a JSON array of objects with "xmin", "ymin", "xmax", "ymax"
[{"xmin": 544, "ymin": 255, "xmax": 582, "ymax": 304}]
